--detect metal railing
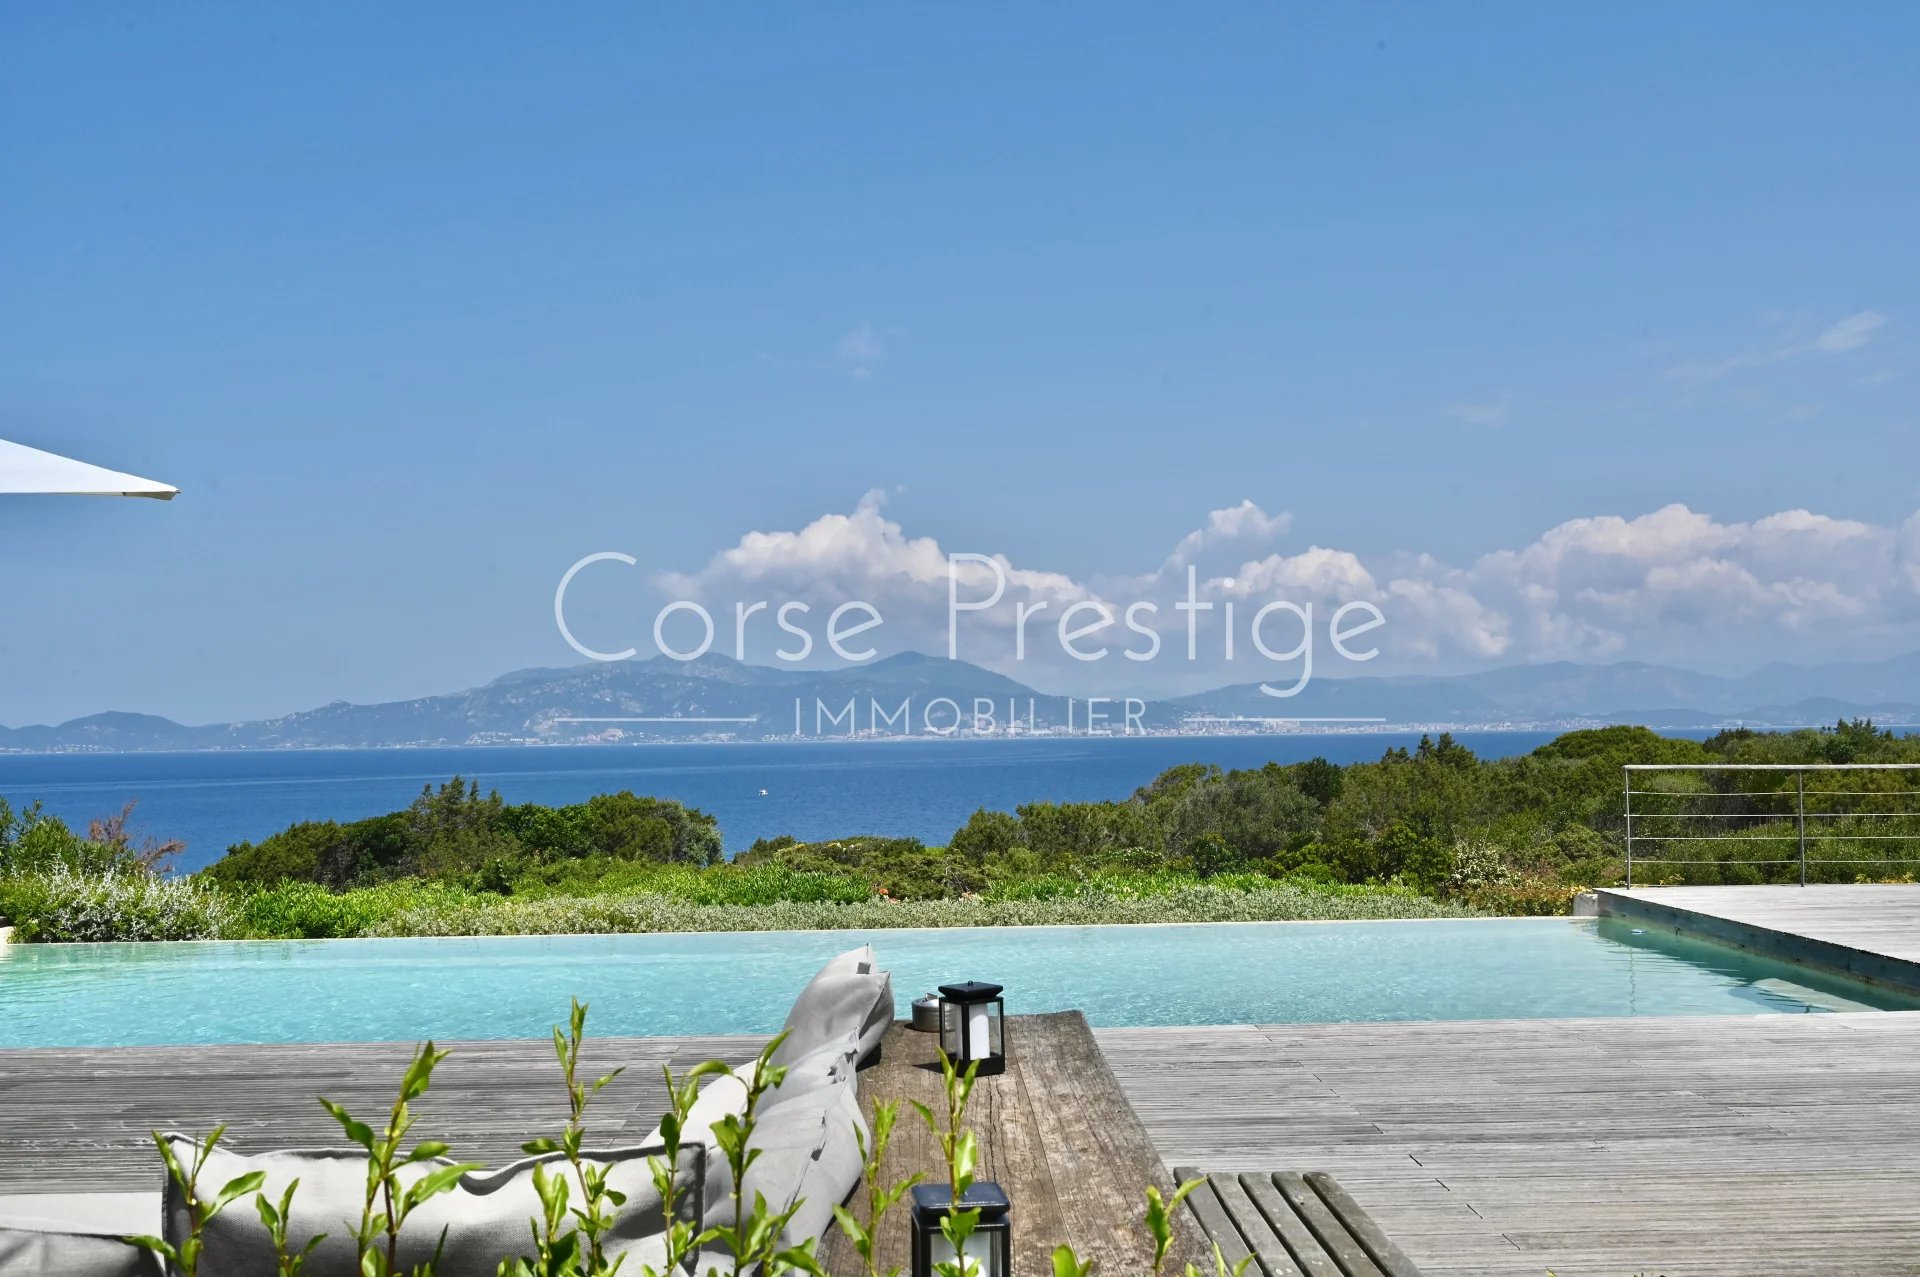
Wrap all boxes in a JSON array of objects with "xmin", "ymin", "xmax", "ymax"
[{"xmin": 1623, "ymin": 763, "xmax": 1920, "ymax": 888}]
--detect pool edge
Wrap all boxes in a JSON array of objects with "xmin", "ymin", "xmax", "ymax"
[{"xmin": 1596, "ymin": 888, "xmax": 1920, "ymax": 998}]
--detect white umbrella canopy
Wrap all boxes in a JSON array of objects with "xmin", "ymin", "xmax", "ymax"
[{"xmin": 0, "ymin": 437, "xmax": 177, "ymax": 500}]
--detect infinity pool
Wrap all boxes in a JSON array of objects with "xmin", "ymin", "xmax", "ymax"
[{"xmin": 2, "ymin": 918, "xmax": 1913, "ymax": 1048}]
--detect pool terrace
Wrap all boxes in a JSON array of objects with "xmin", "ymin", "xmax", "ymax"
[{"xmin": 6, "ymin": 885, "xmax": 1920, "ymax": 1274}]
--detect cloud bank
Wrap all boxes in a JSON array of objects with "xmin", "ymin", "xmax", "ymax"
[{"xmin": 639, "ymin": 492, "xmax": 1920, "ymax": 689}]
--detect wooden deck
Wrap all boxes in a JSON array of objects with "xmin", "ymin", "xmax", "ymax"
[
  {"xmin": 1100, "ymin": 1012, "xmax": 1920, "ymax": 1277},
  {"xmin": 8, "ymin": 1010, "xmax": 1920, "ymax": 1273},
  {"xmin": 1597, "ymin": 883, "xmax": 1920, "ymax": 995}
]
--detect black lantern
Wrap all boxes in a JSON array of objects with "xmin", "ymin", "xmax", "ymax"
[
  {"xmin": 909, "ymin": 1181, "xmax": 1012, "ymax": 1277},
  {"xmin": 936, "ymin": 980, "xmax": 1005, "ymax": 1077}
]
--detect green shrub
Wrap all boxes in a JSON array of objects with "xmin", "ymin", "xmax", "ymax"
[
  {"xmin": 0, "ymin": 798, "xmax": 174, "ymax": 877},
  {"xmin": 673, "ymin": 863, "xmax": 871, "ymax": 906},
  {"xmin": 206, "ymin": 780, "xmax": 723, "ymax": 891},
  {"xmin": 1187, "ymin": 833, "xmax": 1240, "ymax": 879},
  {"xmin": 982, "ymin": 869, "xmax": 1275, "ymax": 903},
  {"xmin": 2, "ymin": 865, "xmax": 233, "ymax": 942},
  {"xmin": 357, "ymin": 879, "xmax": 1471, "ymax": 937},
  {"xmin": 1557, "ymin": 853, "xmax": 1621, "ymax": 887},
  {"xmin": 983, "ymin": 873, "xmax": 1086, "ymax": 902},
  {"xmin": 1457, "ymin": 876, "xmax": 1582, "ymax": 917},
  {"xmin": 507, "ymin": 857, "xmax": 871, "ymax": 906},
  {"xmin": 946, "ymin": 807, "xmax": 1021, "ymax": 875},
  {"xmin": 734, "ymin": 835, "xmax": 978, "ymax": 899},
  {"xmin": 230, "ymin": 879, "xmax": 487, "ymax": 939},
  {"xmin": 1280, "ymin": 861, "xmax": 1340, "ymax": 886}
]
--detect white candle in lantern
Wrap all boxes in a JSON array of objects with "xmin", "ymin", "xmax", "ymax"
[{"xmin": 967, "ymin": 1002, "xmax": 990, "ymax": 1058}]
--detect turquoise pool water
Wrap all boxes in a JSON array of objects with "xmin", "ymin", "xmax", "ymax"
[{"xmin": 2, "ymin": 918, "xmax": 1913, "ymax": 1048}]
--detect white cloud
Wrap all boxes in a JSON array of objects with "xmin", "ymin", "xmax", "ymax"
[
  {"xmin": 836, "ymin": 322, "xmax": 885, "ymax": 379},
  {"xmin": 653, "ymin": 490, "xmax": 1086, "ymax": 663},
  {"xmin": 1441, "ymin": 395, "xmax": 1511, "ymax": 427},
  {"xmin": 1158, "ymin": 500, "xmax": 1292, "ymax": 571},
  {"xmin": 1667, "ymin": 310, "xmax": 1891, "ymax": 383},
  {"xmin": 1812, "ymin": 310, "xmax": 1888, "ymax": 353},
  {"xmin": 637, "ymin": 495, "xmax": 1920, "ymax": 685},
  {"xmin": 1664, "ymin": 351, "xmax": 1766, "ymax": 385},
  {"xmin": 1463, "ymin": 503, "xmax": 1912, "ymax": 660}
]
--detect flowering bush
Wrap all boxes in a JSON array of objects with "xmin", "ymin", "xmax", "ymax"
[
  {"xmin": 2, "ymin": 863, "xmax": 233, "ymax": 942},
  {"xmin": 1449, "ymin": 839, "xmax": 1517, "ymax": 891}
]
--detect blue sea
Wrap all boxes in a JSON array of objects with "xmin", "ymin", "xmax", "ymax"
[{"xmin": 0, "ymin": 733, "xmax": 1569, "ymax": 873}]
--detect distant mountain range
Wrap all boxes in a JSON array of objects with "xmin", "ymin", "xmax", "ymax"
[
  {"xmin": 3, "ymin": 650, "xmax": 1919, "ymax": 751},
  {"xmin": 1167, "ymin": 653, "xmax": 1920, "ymax": 729}
]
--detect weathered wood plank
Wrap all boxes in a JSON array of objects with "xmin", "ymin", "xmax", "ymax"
[
  {"xmin": 813, "ymin": 1014, "xmax": 1204, "ymax": 1277},
  {"xmin": 816, "ymin": 1019, "xmax": 1074, "ymax": 1277},
  {"xmin": 1307, "ymin": 1173, "xmax": 1423, "ymax": 1277},
  {"xmin": 1175, "ymin": 1171, "xmax": 1255, "ymax": 1272},
  {"xmin": 1210, "ymin": 1173, "xmax": 1305, "ymax": 1277},
  {"xmin": 1179, "ymin": 1169, "xmax": 1425, "ymax": 1277},
  {"xmin": 1015, "ymin": 1011, "xmax": 1207, "ymax": 1271},
  {"xmin": 1238, "ymin": 1174, "xmax": 1343, "ymax": 1277},
  {"xmin": 1273, "ymin": 1172, "xmax": 1383, "ymax": 1277},
  {"xmin": 1106, "ymin": 1009, "xmax": 1920, "ymax": 1277}
]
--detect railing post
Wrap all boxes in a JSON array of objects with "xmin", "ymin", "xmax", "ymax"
[
  {"xmin": 1623, "ymin": 767, "xmax": 1634, "ymax": 889},
  {"xmin": 1797, "ymin": 769, "xmax": 1807, "ymax": 887}
]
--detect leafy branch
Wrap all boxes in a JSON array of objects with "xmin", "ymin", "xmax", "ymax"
[
  {"xmin": 127, "ymin": 1125, "xmax": 265, "ymax": 1277},
  {"xmin": 912, "ymin": 1051, "xmax": 984, "ymax": 1277},
  {"xmin": 320, "ymin": 1040, "xmax": 481, "ymax": 1276},
  {"xmin": 830, "ymin": 1099, "xmax": 923, "ymax": 1277}
]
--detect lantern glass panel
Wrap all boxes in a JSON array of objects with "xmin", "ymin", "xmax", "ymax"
[
  {"xmin": 910, "ymin": 1183, "xmax": 1011, "ymax": 1277},
  {"xmin": 915, "ymin": 1228, "xmax": 1001, "ymax": 1276},
  {"xmin": 939, "ymin": 999, "xmax": 964, "ymax": 1059}
]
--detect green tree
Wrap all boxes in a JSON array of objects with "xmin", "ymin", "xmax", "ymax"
[
  {"xmin": 581, "ymin": 793, "xmax": 676, "ymax": 862},
  {"xmin": 948, "ymin": 808, "xmax": 1021, "ymax": 887},
  {"xmin": 405, "ymin": 779, "xmax": 519, "ymax": 878},
  {"xmin": 1187, "ymin": 832, "xmax": 1240, "ymax": 878}
]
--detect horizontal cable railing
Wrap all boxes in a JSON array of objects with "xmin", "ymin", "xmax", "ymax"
[{"xmin": 1623, "ymin": 763, "xmax": 1920, "ymax": 886}]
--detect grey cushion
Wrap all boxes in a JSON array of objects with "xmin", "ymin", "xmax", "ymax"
[
  {"xmin": 765, "ymin": 1029, "xmax": 862, "ymax": 1108},
  {"xmin": 703, "ymin": 1078, "xmax": 867, "ymax": 1253},
  {"xmin": 638, "ymin": 1068, "xmax": 748, "ymax": 1149},
  {"xmin": 0, "ymin": 1227, "xmax": 165, "ymax": 1277},
  {"xmin": 774, "ymin": 944, "xmax": 894, "ymax": 1069},
  {"xmin": 0, "ymin": 1192, "xmax": 159, "ymax": 1236},
  {"xmin": 162, "ymin": 1137, "xmax": 701, "ymax": 1277},
  {"xmin": 639, "ymin": 1027, "xmax": 854, "ymax": 1151}
]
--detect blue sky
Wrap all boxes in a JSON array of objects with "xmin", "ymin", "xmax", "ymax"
[{"xmin": 2, "ymin": 4, "xmax": 1917, "ymax": 723}]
